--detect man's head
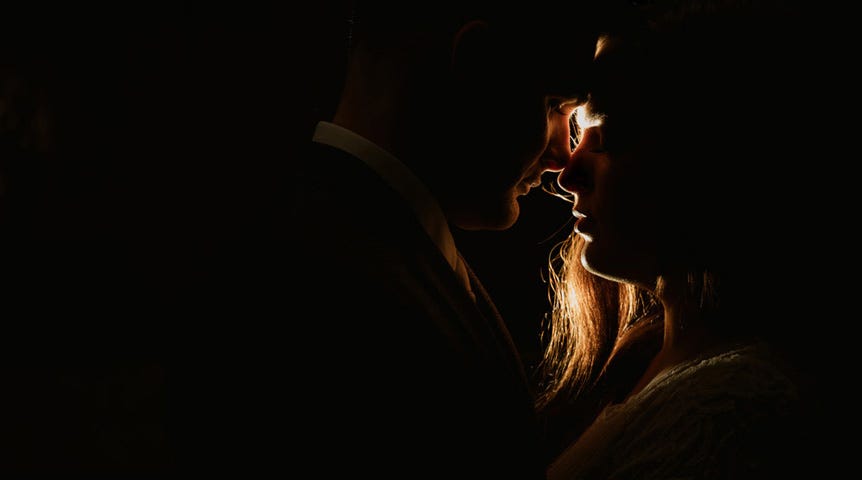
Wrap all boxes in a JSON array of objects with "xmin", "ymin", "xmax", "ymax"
[{"xmin": 332, "ymin": 0, "xmax": 612, "ymax": 230}]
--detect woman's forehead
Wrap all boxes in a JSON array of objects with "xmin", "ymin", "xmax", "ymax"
[{"xmin": 574, "ymin": 104, "xmax": 604, "ymax": 129}]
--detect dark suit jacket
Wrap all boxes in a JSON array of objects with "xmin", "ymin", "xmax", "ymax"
[{"xmin": 278, "ymin": 141, "xmax": 547, "ymax": 479}]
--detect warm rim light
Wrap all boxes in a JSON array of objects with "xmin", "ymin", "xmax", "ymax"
[{"xmin": 575, "ymin": 105, "xmax": 603, "ymax": 129}]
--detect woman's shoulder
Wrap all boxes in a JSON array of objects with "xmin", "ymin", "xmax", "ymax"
[
  {"xmin": 600, "ymin": 342, "xmax": 804, "ymax": 478},
  {"xmin": 648, "ymin": 341, "xmax": 799, "ymax": 405},
  {"xmin": 622, "ymin": 341, "xmax": 801, "ymax": 437},
  {"xmin": 549, "ymin": 342, "xmax": 807, "ymax": 480}
]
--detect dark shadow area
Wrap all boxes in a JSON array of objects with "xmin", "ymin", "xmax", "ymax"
[
  {"xmin": 1, "ymin": 1, "xmax": 567, "ymax": 474},
  {"xmin": 0, "ymin": 1, "xmax": 346, "ymax": 473}
]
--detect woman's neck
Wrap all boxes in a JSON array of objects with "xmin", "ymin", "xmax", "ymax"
[{"xmin": 625, "ymin": 296, "xmax": 725, "ymax": 400}]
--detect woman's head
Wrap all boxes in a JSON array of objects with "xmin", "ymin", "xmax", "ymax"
[
  {"xmin": 559, "ymin": 0, "xmax": 809, "ymax": 294},
  {"xmin": 538, "ymin": 0, "xmax": 821, "ymax": 407}
]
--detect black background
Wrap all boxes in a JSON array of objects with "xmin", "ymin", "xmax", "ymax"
[{"xmin": 1, "ymin": 1, "xmax": 573, "ymax": 473}]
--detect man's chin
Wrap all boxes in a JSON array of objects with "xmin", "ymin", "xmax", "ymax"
[
  {"xmin": 454, "ymin": 202, "xmax": 519, "ymax": 231},
  {"xmin": 486, "ymin": 202, "xmax": 520, "ymax": 231}
]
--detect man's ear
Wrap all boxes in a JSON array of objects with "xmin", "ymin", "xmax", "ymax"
[{"xmin": 451, "ymin": 20, "xmax": 493, "ymax": 83}]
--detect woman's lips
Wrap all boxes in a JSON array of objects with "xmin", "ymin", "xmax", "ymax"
[{"xmin": 572, "ymin": 210, "xmax": 593, "ymax": 241}]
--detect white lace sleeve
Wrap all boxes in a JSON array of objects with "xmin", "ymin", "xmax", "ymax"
[{"xmin": 548, "ymin": 343, "xmax": 800, "ymax": 480}]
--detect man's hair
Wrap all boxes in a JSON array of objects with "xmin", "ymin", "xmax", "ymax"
[
  {"xmin": 345, "ymin": 0, "xmax": 622, "ymax": 54},
  {"xmin": 346, "ymin": 0, "xmax": 496, "ymax": 50},
  {"xmin": 343, "ymin": 0, "xmax": 624, "ymax": 101}
]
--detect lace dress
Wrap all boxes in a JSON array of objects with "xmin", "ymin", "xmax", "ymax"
[{"xmin": 547, "ymin": 342, "xmax": 802, "ymax": 480}]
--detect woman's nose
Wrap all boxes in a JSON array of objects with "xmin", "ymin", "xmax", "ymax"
[
  {"xmin": 543, "ymin": 148, "xmax": 569, "ymax": 173},
  {"xmin": 556, "ymin": 145, "xmax": 593, "ymax": 195}
]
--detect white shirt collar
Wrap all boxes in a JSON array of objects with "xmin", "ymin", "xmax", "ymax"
[{"xmin": 312, "ymin": 121, "xmax": 463, "ymax": 277}]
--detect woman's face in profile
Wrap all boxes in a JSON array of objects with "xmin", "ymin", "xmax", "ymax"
[
  {"xmin": 556, "ymin": 41, "xmax": 687, "ymax": 291},
  {"xmin": 558, "ymin": 118, "xmax": 668, "ymax": 290}
]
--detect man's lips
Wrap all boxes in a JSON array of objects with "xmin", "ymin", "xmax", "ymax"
[{"xmin": 519, "ymin": 177, "xmax": 543, "ymax": 194}]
